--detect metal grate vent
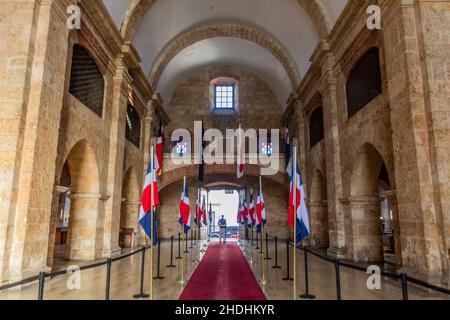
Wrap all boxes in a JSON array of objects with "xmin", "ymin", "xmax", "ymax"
[
  {"xmin": 125, "ymin": 105, "xmax": 141, "ymax": 148},
  {"xmin": 346, "ymin": 47, "xmax": 382, "ymax": 118},
  {"xmin": 309, "ymin": 107, "xmax": 324, "ymax": 148},
  {"xmin": 69, "ymin": 45, "xmax": 104, "ymax": 117}
]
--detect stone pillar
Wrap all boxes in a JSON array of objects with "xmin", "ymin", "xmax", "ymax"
[
  {"xmin": 67, "ymin": 193, "xmax": 107, "ymax": 261},
  {"xmin": 309, "ymin": 201, "xmax": 329, "ymax": 249},
  {"xmin": 102, "ymin": 58, "xmax": 133, "ymax": 257},
  {"xmin": 384, "ymin": 190, "xmax": 403, "ymax": 268},
  {"xmin": 320, "ymin": 53, "xmax": 347, "ymax": 258},
  {"xmin": 0, "ymin": 1, "xmax": 70, "ymax": 282},
  {"xmin": 382, "ymin": 0, "xmax": 448, "ymax": 276},
  {"xmin": 135, "ymin": 97, "xmax": 158, "ymax": 246},
  {"xmin": 119, "ymin": 200, "xmax": 140, "ymax": 248},
  {"xmin": 345, "ymin": 196, "xmax": 384, "ymax": 263}
]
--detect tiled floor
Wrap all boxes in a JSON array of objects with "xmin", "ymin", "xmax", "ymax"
[{"xmin": 0, "ymin": 239, "xmax": 448, "ymax": 300}]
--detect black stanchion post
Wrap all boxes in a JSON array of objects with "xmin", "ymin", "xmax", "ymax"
[
  {"xmin": 255, "ymin": 232, "xmax": 260, "ymax": 250},
  {"xmin": 190, "ymin": 229, "xmax": 194, "ymax": 249},
  {"xmin": 153, "ymin": 241, "xmax": 165, "ymax": 280},
  {"xmin": 184, "ymin": 232, "xmax": 189, "ymax": 254},
  {"xmin": 335, "ymin": 259, "xmax": 341, "ymax": 300},
  {"xmin": 37, "ymin": 272, "xmax": 46, "ymax": 300},
  {"xmin": 176, "ymin": 233, "xmax": 182, "ymax": 259},
  {"xmin": 401, "ymin": 273, "xmax": 409, "ymax": 301},
  {"xmin": 264, "ymin": 233, "xmax": 271, "ymax": 260},
  {"xmin": 282, "ymin": 240, "xmax": 293, "ymax": 281},
  {"xmin": 299, "ymin": 247, "xmax": 316, "ymax": 299},
  {"xmin": 167, "ymin": 236, "xmax": 176, "ymax": 268},
  {"xmin": 134, "ymin": 246, "xmax": 150, "ymax": 299},
  {"xmin": 260, "ymin": 232, "xmax": 263, "ymax": 255},
  {"xmin": 272, "ymin": 236, "xmax": 281, "ymax": 269},
  {"xmin": 105, "ymin": 258, "xmax": 112, "ymax": 300}
]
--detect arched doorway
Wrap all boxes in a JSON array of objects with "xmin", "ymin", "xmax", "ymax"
[
  {"xmin": 309, "ymin": 169, "xmax": 329, "ymax": 249},
  {"xmin": 62, "ymin": 140, "xmax": 101, "ymax": 261},
  {"xmin": 350, "ymin": 144, "xmax": 395, "ymax": 263},
  {"xmin": 119, "ymin": 168, "xmax": 140, "ymax": 248}
]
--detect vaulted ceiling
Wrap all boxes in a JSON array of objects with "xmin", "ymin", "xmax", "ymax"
[{"xmin": 103, "ymin": 0, "xmax": 348, "ymax": 106}]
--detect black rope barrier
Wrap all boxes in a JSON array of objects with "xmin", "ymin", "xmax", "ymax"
[
  {"xmin": 264, "ymin": 233, "xmax": 271, "ymax": 260},
  {"xmin": 282, "ymin": 240, "xmax": 293, "ymax": 281},
  {"xmin": 167, "ymin": 236, "xmax": 176, "ymax": 268},
  {"xmin": 105, "ymin": 258, "xmax": 112, "ymax": 300},
  {"xmin": 184, "ymin": 233, "xmax": 189, "ymax": 254},
  {"xmin": 299, "ymin": 246, "xmax": 316, "ymax": 299},
  {"xmin": 176, "ymin": 233, "xmax": 182, "ymax": 259},
  {"xmin": 272, "ymin": 236, "xmax": 281, "ymax": 269},
  {"xmin": 133, "ymin": 246, "xmax": 150, "ymax": 299},
  {"xmin": 37, "ymin": 272, "xmax": 45, "ymax": 301},
  {"xmin": 153, "ymin": 241, "xmax": 165, "ymax": 280}
]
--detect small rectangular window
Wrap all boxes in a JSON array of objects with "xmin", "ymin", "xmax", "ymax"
[{"xmin": 215, "ymin": 85, "xmax": 234, "ymax": 109}]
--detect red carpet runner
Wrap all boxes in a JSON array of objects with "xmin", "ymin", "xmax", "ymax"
[{"xmin": 179, "ymin": 242, "xmax": 267, "ymax": 300}]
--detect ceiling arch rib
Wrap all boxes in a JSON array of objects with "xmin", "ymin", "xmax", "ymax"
[
  {"xmin": 158, "ymin": 37, "xmax": 293, "ymax": 106},
  {"xmin": 150, "ymin": 23, "xmax": 301, "ymax": 89},
  {"xmin": 120, "ymin": 0, "xmax": 332, "ymax": 41}
]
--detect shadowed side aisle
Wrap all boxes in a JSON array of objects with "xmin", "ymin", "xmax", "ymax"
[{"xmin": 179, "ymin": 242, "xmax": 266, "ymax": 300}]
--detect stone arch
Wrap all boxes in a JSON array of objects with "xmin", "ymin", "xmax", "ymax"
[
  {"xmin": 159, "ymin": 164, "xmax": 287, "ymax": 191},
  {"xmin": 119, "ymin": 167, "xmax": 141, "ymax": 248},
  {"xmin": 64, "ymin": 140, "xmax": 101, "ymax": 261},
  {"xmin": 309, "ymin": 168, "xmax": 328, "ymax": 249},
  {"xmin": 349, "ymin": 143, "xmax": 391, "ymax": 263},
  {"xmin": 149, "ymin": 23, "xmax": 301, "ymax": 88},
  {"xmin": 120, "ymin": 0, "xmax": 331, "ymax": 42}
]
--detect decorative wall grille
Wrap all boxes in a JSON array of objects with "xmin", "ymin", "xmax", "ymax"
[
  {"xmin": 69, "ymin": 44, "xmax": 105, "ymax": 117},
  {"xmin": 125, "ymin": 105, "xmax": 141, "ymax": 148},
  {"xmin": 309, "ymin": 107, "xmax": 324, "ymax": 148},
  {"xmin": 346, "ymin": 47, "xmax": 382, "ymax": 118}
]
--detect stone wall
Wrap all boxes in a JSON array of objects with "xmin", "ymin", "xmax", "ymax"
[{"xmin": 166, "ymin": 66, "xmax": 284, "ymax": 135}]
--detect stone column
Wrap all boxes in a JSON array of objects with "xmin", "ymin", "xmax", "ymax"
[
  {"xmin": 0, "ymin": 1, "xmax": 70, "ymax": 282},
  {"xmin": 308, "ymin": 201, "xmax": 329, "ymax": 249},
  {"xmin": 67, "ymin": 193, "xmax": 109, "ymax": 261},
  {"xmin": 135, "ymin": 97, "xmax": 159, "ymax": 246},
  {"xmin": 384, "ymin": 190, "xmax": 403, "ymax": 268},
  {"xmin": 382, "ymin": 0, "xmax": 447, "ymax": 276},
  {"xmin": 102, "ymin": 59, "xmax": 133, "ymax": 257},
  {"xmin": 345, "ymin": 196, "xmax": 384, "ymax": 263},
  {"xmin": 320, "ymin": 53, "xmax": 347, "ymax": 258},
  {"xmin": 120, "ymin": 200, "xmax": 140, "ymax": 248}
]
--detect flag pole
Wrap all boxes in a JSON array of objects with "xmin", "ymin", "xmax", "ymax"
[
  {"xmin": 150, "ymin": 146, "xmax": 154, "ymax": 300},
  {"xmin": 181, "ymin": 176, "xmax": 186, "ymax": 284},
  {"xmin": 250, "ymin": 188, "xmax": 253, "ymax": 265},
  {"xmin": 260, "ymin": 176, "xmax": 266, "ymax": 285},
  {"xmin": 293, "ymin": 144, "xmax": 298, "ymax": 300}
]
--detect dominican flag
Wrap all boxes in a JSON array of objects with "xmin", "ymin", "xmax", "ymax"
[
  {"xmin": 208, "ymin": 203, "xmax": 213, "ymax": 223},
  {"xmin": 242, "ymin": 198, "xmax": 249, "ymax": 226},
  {"xmin": 156, "ymin": 119, "xmax": 164, "ymax": 176},
  {"xmin": 179, "ymin": 181, "xmax": 190, "ymax": 234},
  {"xmin": 237, "ymin": 200, "xmax": 243, "ymax": 224},
  {"xmin": 237, "ymin": 123, "xmax": 245, "ymax": 178},
  {"xmin": 289, "ymin": 160, "xmax": 310, "ymax": 244},
  {"xmin": 248, "ymin": 193, "xmax": 255, "ymax": 228},
  {"xmin": 139, "ymin": 158, "xmax": 160, "ymax": 245},
  {"xmin": 198, "ymin": 120, "xmax": 205, "ymax": 182},
  {"xmin": 195, "ymin": 193, "xmax": 201, "ymax": 226},
  {"xmin": 202, "ymin": 197, "xmax": 207, "ymax": 225},
  {"xmin": 285, "ymin": 123, "xmax": 292, "ymax": 180},
  {"xmin": 256, "ymin": 189, "xmax": 266, "ymax": 233}
]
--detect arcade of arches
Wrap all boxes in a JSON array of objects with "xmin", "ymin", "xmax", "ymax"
[{"xmin": 0, "ymin": 0, "xmax": 449, "ymax": 294}]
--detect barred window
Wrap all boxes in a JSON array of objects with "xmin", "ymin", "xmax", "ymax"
[
  {"xmin": 125, "ymin": 105, "xmax": 141, "ymax": 148},
  {"xmin": 69, "ymin": 44, "xmax": 105, "ymax": 117},
  {"xmin": 346, "ymin": 47, "xmax": 382, "ymax": 118},
  {"xmin": 215, "ymin": 85, "xmax": 235, "ymax": 109},
  {"xmin": 309, "ymin": 107, "xmax": 324, "ymax": 148}
]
